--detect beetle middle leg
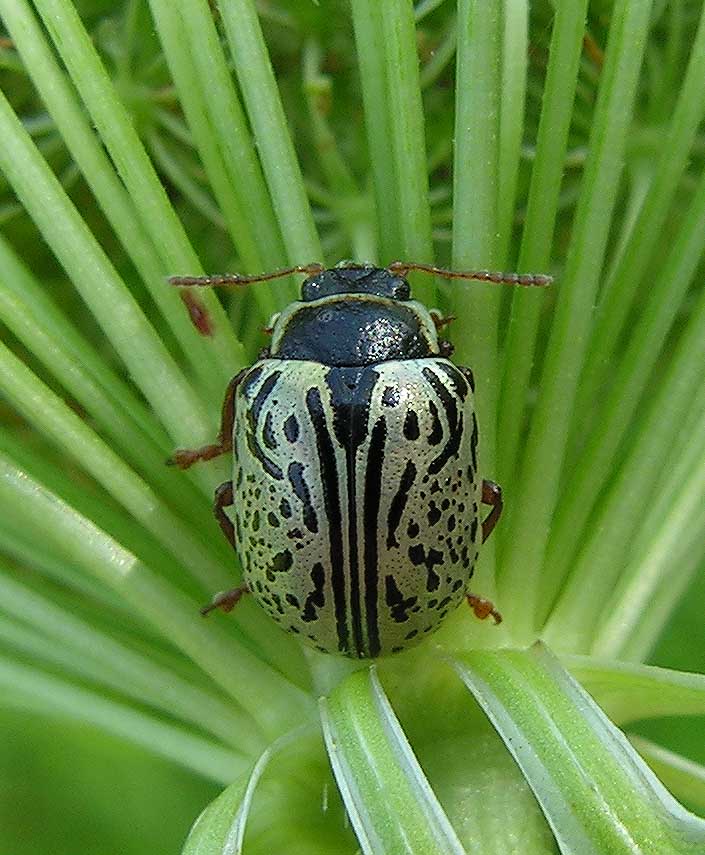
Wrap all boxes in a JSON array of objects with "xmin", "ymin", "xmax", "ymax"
[
  {"xmin": 168, "ymin": 367, "xmax": 247, "ymax": 469},
  {"xmin": 201, "ymin": 585, "xmax": 250, "ymax": 616},
  {"xmin": 200, "ymin": 482, "xmax": 250, "ymax": 615},
  {"xmin": 213, "ymin": 480, "xmax": 236, "ymax": 550},
  {"xmin": 481, "ymin": 479, "xmax": 503, "ymax": 543}
]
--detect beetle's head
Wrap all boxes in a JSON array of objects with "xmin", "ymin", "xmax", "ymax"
[{"xmin": 301, "ymin": 262, "xmax": 411, "ymax": 302}]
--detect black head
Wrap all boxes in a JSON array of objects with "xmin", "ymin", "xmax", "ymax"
[{"xmin": 301, "ymin": 263, "xmax": 411, "ymax": 302}]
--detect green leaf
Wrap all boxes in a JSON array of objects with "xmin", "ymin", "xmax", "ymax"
[
  {"xmin": 564, "ymin": 656, "xmax": 705, "ymax": 725},
  {"xmin": 454, "ymin": 643, "xmax": 705, "ymax": 854},
  {"xmin": 630, "ymin": 737, "xmax": 705, "ymax": 817},
  {"xmin": 182, "ymin": 731, "xmax": 350, "ymax": 855},
  {"xmin": 320, "ymin": 666, "xmax": 466, "ymax": 855},
  {"xmin": 182, "ymin": 752, "xmax": 268, "ymax": 854}
]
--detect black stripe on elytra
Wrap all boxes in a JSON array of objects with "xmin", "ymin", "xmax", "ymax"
[
  {"xmin": 246, "ymin": 370, "xmax": 283, "ymax": 480},
  {"xmin": 246, "ymin": 431, "xmax": 283, "ymax": 480},
  {"xmin": 403, "ymin": 409, "xmax": 420, "ymax": 440},
  {"xmin": 305, "ymin": 386, "xmax": 348, "ymax": 653},
  {"xmin": 428, "ymin": 413, "xmax": 464, "ymax": 476},
  {"xmin": 423, "ymin": 366, "xmax": 465, "ymax": 476},
  {"xmin": 287, "ymin": 461, "xmax": 318, "ymax": 533},
  {"xmin": 434, "ymin": 361, "xmax": 469, "ymax": 400},
  {"xmin": 251, "ymin": 371, "xmax": 281, "ymax": 423},
  {"xmin": 263, "ymin": 412, "xmax": 277, "ymax": 450},
  {"xmin": 326, "ymin": 366, "xmax": 379, "ymax": 656},
  {"xmin": 386, "ymin": 459, "xmax": 416, "ymax": 549},
  {"xmin": 428, "ymin": 401, "xmax": 443, "ymax": 445},
  {"xmin": 423, "ymin": 367, "xmax": 458, "ymax": 432},
  {"xmin": 240, "ymin": 364, "xmax": 264, "ymax": 396},
  {"xmin": 363, "ymin": 416, "xmax": 386, "ymax": 657}
]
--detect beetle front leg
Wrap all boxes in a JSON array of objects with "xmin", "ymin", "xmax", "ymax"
[
  {"xmin": 168, "ymin": 367, "xmax": 248, "ymax": 469},
  {"xmin": 481, "ymin": 479, "xmax": 503, "ymax": 543}
]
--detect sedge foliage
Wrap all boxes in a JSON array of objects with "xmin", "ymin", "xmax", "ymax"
[{"xmin": 1, "ymin": 1, "xmax": 705, "ymax": 852}]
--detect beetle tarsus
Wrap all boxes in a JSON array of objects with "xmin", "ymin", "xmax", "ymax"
[
  {"xmin": 201, "ymin": 585, "xmax": 250, "ymax": 616},
  {"xmin": 167, "ymin": 368, "xmax": 248, "ymax": 470},
  {"xmin": 466, "ymin": 594, "xmax": 502, "ymax": 625}
]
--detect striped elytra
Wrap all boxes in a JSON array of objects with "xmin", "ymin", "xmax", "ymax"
[
  {"xmin": 234, "ymin": 355, "xmax": 480, "ymax": 657},
  {"xmin": 169, "ymin": 262, "xmax": 524, "ymax": 658}
]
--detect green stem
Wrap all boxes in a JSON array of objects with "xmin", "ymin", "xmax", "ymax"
[
  {"xmin": 0, "ymin": 455, "xmax": 315, "ymax": 742},
  {"xmin": 0, "ymin": 657, "xmax": 245, "ymax": 785},
  {"xmin": 379, "ymin": 0, "xmax": 434, "ymax": 289},
  {"xmin": 496, "ymin": 0, "xmax": 590, "ymax": 499},
  {"xmin": 0, "ymin": 87, "xmax": 214, "ymax": 451},
  {"xmin": 451, "ymin": 1, "xmax": 502, "ymax": 594},
  {"xmin": 574, "ymin": 2, "xmax": 705, "ymax": 436},
  {"xmin": 0, "ymin": 571, "xmax": 247, "ymax": 747},
  {"xmin": 496, "ymin": 0, "xmax": 528, "ymax": 267},
  {"xmin": 499, "ymin": 0, "xmax": 654, "ymax": 640},
  {"xmin": 350, "ymin": 0, "xmax": 402, "ymax": 263},
  {"xmin": 31, "ymin": 0, "xmax": 245, "ymax": 388},
  {"xmin": 0, "ymin": 0, "xmax": 231, "ymax": 403},
  {"xmin": 218, "ymin": 0, "xmax": 323, "ymax": 265},
  {"xmin": 452, "ymin": 0, "xmax": 502, "ymax": 466},
  {"xmin": 543, "ymin": 162, "xmax": 705, "ymax": 605}
]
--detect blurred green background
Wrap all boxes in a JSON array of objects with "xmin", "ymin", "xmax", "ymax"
[{"xmin": 1, "ymin": 0, "xmax": 704, "ymax": 851}]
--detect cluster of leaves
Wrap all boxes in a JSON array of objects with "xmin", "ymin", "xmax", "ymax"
[{"xmin": 0, "ymin": 1, "xmax": 705, "ymax": 853}]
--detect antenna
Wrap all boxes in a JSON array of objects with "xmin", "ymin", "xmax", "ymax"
[
  {"xmin": 168, "ymin": 262, "xmax": 325, "ymax": 289},
  {"xmin": 386, "ymin": 261, "xmax": 552, "ymax": 287}
]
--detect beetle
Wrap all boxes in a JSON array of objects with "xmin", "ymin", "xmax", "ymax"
[{"xmin": 168, "ymin": 261, "xmax": 551, "ymax": 658}]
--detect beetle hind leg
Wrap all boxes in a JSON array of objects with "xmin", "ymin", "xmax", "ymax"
[{"xmin": 466, "ymin": 594, "xmax": 502, "ymax": 625}]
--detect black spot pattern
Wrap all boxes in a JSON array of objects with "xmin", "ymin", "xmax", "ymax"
[
  {"xmin": 233, "ymin": 356, "xmax": 482, "ymax": 658},
  {"xmin": 385, "ymin": 575, "xmax": 417, "ymax": 623},
  {"xmin": 403, "ymin": 409, "xmax": 420, "ymax": 440},
  {"xmin": 284, "ymin": 414, "xmax": 300, "ymax": 443}
]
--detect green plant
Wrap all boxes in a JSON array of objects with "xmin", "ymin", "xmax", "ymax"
[{"xmin": 1, "ymin": 1, "xmax": 705, "ymax": 852}]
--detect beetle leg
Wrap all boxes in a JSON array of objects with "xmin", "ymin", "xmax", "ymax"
[
  {"xmin": 481, "ymin": 479, "xmax": 503, "ymax": 543},
  {"xmin": 167, "ymin": 367, "xmax": 248, "ymax": 469},
  {"xmin": 200, "ymin": 482, "xmax": 249, "ymax": 615},
  {"xmin": 430, "ymin": 312, "xmax": 456, "ymax": 330},
  {"xmin": 466, "ymin": 594, "xmax": 502, "ymax": 625},
  {"xmin": 213, "ymin": 480, "xmax": 236, "ymax": 550},
  {"xmin": 201, "ymin": 584, "xmax": 250, "ymax": 616}
]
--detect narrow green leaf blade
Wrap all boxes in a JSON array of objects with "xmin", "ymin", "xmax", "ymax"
[
  {"xmin": 320, "ymin": 667, "xmax": 466, "ymax": 855},
  {"xmin": 182, "ymin": 754, "xmax": 266, "ymax": 855},
  {"xmin": 629, "ymin": 737, "xmax": 705, "ymax": 817},
  {"xmin": 454, "ymin": 643, "xmax": 705, "ymax": 854},
  {"xmin": 564, "ymin": 656, "xmax": 705, "ymax": 725}
]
